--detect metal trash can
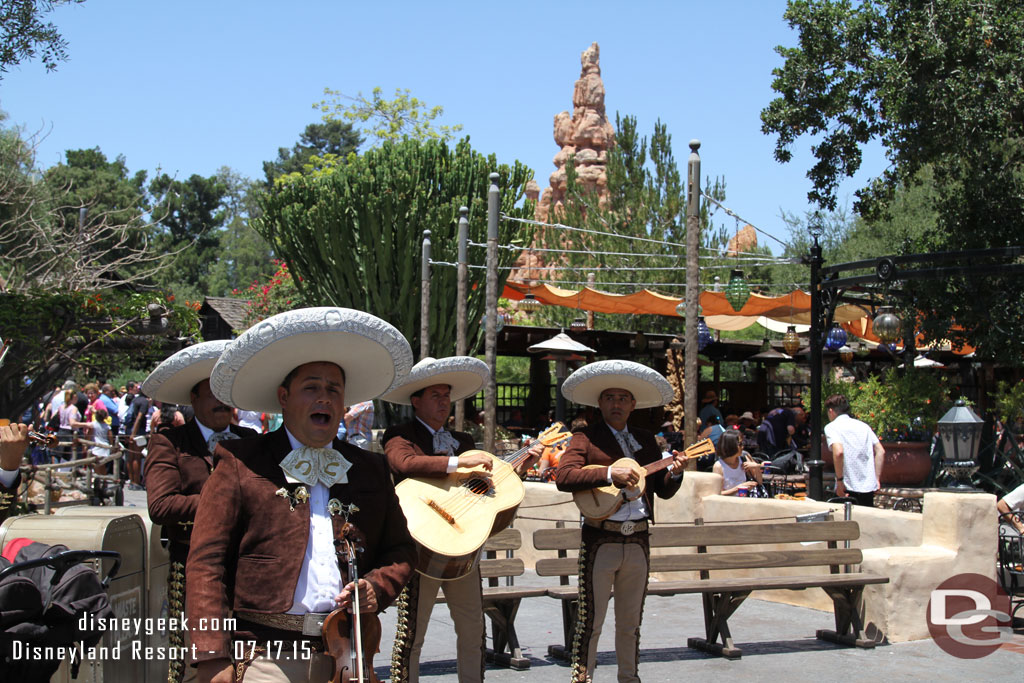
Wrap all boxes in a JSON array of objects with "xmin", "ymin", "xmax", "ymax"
[
  {"xmin": 0, "ymin": 513, "xmax": 148, "ymax": 682},
  {"xmin": 53, "ymin": 507, "xmax": 171, "ymax": 682}
]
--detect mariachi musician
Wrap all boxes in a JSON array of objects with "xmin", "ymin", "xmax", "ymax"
[
  {"xmin": 380, "ymin": 356, "xmax": 542, "ymax": 683},
  {"xmin": 186, "ymin": 307, "xmax": 417, "ymax": 683},
  {"xmin": 142, "ymin": 340, "xmax": 260, "ymax": 682},
  {"xmin": 555, "ymin": 360, "xmax": 687, "ymax": 683}
]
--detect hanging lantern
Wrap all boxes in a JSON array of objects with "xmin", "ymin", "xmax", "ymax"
[
  {"xmin": 697, "ymin": 317, "xmax": 713, "ymax": 351},
  {"xmin": 518, "ymin": 293, "xmax": 542, "ymax": 313},
  {"xmin": 782, "ymin": 325, "xmax": 801, "ymax": 356},
  {"xmin": 872, "ymin": 306, "xmax": 901, "ymax": 344},
  {"xmin": 675, "ymin": 300, "xmax": 686, "ymax": 317},
  {"xmin": 569, "ymin": 318, "xmax": 587, "ymax": 332},
  {"xmin": 838, "ymin": 345, "xmax": 854, "ymax": 364},
  {"xmin": 724, "ymin": 268, "xmax": 750, "ymax": 312},
  {"xmin": 825, "ymin": 323, "xmax": 848, "ymax": 351}
]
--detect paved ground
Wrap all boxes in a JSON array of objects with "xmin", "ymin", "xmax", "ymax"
[{"xmin": 121, "ymin": 486, "xmax": 1024, "ymax": 682}]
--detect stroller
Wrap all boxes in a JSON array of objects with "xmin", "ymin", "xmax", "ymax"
[{"xmin": 0, "ymin": 539, "xmax": 121, "ymax": 682}]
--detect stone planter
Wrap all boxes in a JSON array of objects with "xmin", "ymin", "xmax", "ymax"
[{"xmin": 821, "ymin": 438, "xmax": 932, "ymax": 486}]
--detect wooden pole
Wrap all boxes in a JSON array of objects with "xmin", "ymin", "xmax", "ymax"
[
  {"xmin": 455, "ymin": 206, "xmax": 469, "ymax": 431},
  {"xmin": 484, "ymin": 173, "xmax": 499, "ymax": 453},
  {"xmin": 420, "ymin": 230, "xmax": 431, "ymax": 360},
  {"xmin": 685, "ymin": 140, "xmax": 701, "ymax": 453}
]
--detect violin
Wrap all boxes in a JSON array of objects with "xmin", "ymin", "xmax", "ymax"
[{"xmin": 322, "ymin": 506, "xmax": 381, "ymax": 683}]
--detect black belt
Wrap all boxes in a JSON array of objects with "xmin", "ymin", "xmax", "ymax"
[{"xmin": 583, "ymin": 518, "xmax": 649, "ymax": 536}]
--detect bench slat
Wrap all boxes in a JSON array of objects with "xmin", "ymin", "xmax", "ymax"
[
  {"xmin": 651, "ymin": 548, "xmax": 863, "ymax": 572},
  {"xmin": 485, "ymin": 528, "xmax": 522, "ymax": 551},
  {"xmin": 480, "ymin": 558, "xmax": 525, "ymax": 579},
  {"xmin": 533, "ymin": 521, "xmax": 860, "ymax": 551},
  {"xmin": 544, "ymin": 572, "xmax": 888, "ymax": 600},
  {"xmin": 653, "ymin": 521, "xmax": 861, "ymax": 547}
]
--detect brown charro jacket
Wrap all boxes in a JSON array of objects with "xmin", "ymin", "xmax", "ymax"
[
  {"xmin": 144, "ymin": 419, "xmax": 257, "ymax": 549},
  {"xmin": 186, "ymin": 428, "xmax": 416, "ymax": 663},
  {"xmin": 555, "ymin": 420, "xmax": 682, "ymax": 522},
  {"xmin": 381, "ymin": 419, "xmax": 475, "ymax": 484}
]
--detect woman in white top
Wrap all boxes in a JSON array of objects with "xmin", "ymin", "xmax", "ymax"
[{"xmin": 713, "ymin": 429, "xmax": 763, "ymax": 495}]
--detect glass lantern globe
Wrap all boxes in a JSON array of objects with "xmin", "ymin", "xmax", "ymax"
[
  {"xmin": 872, "ymin": 306, "xmax": 901, "ymax": 344},
  {"xmin": 675, "ymin": 300, "xmax": 686, "ymax": 317},
  {"xmin": 782, "ymin": 325, "xmax": 801, "ymax": 355},
  {"xmin": 518, "ymin": 293, "xmax": 542, "ymax": 313},
  {"xmin": 724, "ymin": 269, "xmax": 750, "ymax": 312},
  {"xmin": 825, "ymin": 323, "xmax": 848, "ymax": 351},
  {"xmin": 697, "ymin": 317, "xmax": 713, "ymax": 351}
]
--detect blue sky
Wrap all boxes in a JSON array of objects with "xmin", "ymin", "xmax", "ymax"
[{"xmin": 0, "ymin": 0, "xmax": 886, "ymax": 255}]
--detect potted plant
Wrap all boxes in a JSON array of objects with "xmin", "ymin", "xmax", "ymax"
[{"xmin": 822, "ymin": 368, "xmax": 952, "ymax": 485}]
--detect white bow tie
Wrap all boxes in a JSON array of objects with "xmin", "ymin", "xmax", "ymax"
[
  {"xmin": 207, "ymin": 430, "xmax": 239, "ymax": 454},
  {"xmin": 432, "ymin": 429, "xmax": 461, "ymax": 456},
  {"xmin": 279, "ymin": 446, "xmax": 352, "ymax": 487}
]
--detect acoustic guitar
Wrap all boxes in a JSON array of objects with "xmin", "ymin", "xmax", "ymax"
[
  {"xmin": 572, "ymin": 438, "xmax": 715, "ymax": 520},
  {"xmin": 396, "ymin": 422, "xmax": 571, "ymax": 580}
]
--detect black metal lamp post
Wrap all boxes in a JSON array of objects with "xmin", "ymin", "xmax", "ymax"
[
  {"xmin": 937, "ymin": 400, "xmax": 984, "ymax": 491},
  {"xmin": 807, "ymin": 223, "xmax": 825, "ymax": 499}
]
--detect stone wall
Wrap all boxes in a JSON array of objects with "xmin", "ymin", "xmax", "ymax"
[{"xmin": 514, "ymin": 475, "xmax": 996, "ymax": 643}]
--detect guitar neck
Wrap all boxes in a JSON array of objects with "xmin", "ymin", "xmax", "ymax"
[{"xmin": 640, "ymin": 439, "xmax": 714, "ymax": 477}]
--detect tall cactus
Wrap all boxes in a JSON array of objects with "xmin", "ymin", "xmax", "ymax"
[{"xmin": 255, "ymin": 137, "xmax": 534, "ymax": 369}]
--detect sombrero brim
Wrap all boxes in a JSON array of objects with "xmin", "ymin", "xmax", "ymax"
[
  {"xmin": 561, "ymin": 359, "xmax": 674, "ymax": 409},
  {"xmin": 142, "ymin": 340, "xmax": 230, "ymax": 405},
  {"xmin": 379, "ymin": 356, "xmax": 489, "ymax": 405},
  {"xmin": 210, "ymin": 307, "xmax": 413, "ymax": 412}
]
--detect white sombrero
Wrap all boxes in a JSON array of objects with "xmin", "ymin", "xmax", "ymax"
[
  {"xmin": 142, "ymin": 340, "xmax": 230, "ymax": 405},
  {"xmin": 379, "ymin": 356, "xmax": 489, "ymax": 405},
  {"xmin": 210, "ymin": 307, "xmax": 413, "ymax": 412},
  {"xmin": 561, "ymin": 360, "xmax": 674, "ymax": 409}
]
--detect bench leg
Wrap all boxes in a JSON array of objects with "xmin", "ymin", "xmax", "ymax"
[
  {"xmin": 484, "ymin": 598, "xmax": 531, "ymax": 670},
  {"xmin": 816, "ymin": 586, "xmax": 876, "ymax": 648},
  {"xmin": 687, "ymin": 590, "xmax": 750, "ymax": 660},
  {"xmin": 547, "ymin": 599, "xmax": 577, "ymax": 661}
]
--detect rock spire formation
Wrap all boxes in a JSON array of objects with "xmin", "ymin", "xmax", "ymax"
[
  {"xmin": 511, "ymin": 43, "xmax": 615, "ymax": 286},
  {"xmin": 535, "ymin": 42, "xmax": 615, "ymax": 224}
]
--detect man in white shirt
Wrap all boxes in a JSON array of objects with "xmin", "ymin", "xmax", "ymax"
[
  {"xmin": 997, "ymin": 482, "xmax": 1024, "ymax": 534},
  {"xmin": 824, "ymin": 393, "xmax": 885, "ymax": 507}
]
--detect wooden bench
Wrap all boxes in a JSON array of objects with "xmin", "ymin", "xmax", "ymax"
[
  {"xmin": 533, "ymin": 519, "xmax": 889, "ymax": 660},
  {"xmin": 437, "ymin": 528, "xmax": 546, "ymax": 669}
]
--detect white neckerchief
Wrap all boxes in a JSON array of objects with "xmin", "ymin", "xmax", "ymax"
[
  {"xmin": 417, "ymin": 416, "xmax": 461, "ymax": 456},
  {"xmin": 195, "ymin": 418, "xmax": 239, "ymax": 454},
  {"xmin": 607, "ymin": 423, "xmax": 642, "ymax": 458}
]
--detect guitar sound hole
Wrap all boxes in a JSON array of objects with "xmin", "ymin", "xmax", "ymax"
[{"xmin": 462, "ymin": 478, "xmax": 494, "ymax": 497}]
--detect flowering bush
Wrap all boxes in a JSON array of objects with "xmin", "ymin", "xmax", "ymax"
[
  {"xmin": 827, "ymin": 368, "xmax": 953, "ymax": 442},
  {"xmin": 235, "ymin": 260, "xmax": 307, "ymax": 328}
]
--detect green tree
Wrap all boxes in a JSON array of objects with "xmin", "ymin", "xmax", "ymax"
[
  {"xmin": 148, "ymin": 172, "xmax": 228, "ymax": 301},
  {"xmin": 316, "ymin": 86, "xmax": 463, "ymax": 146},
  {"xmin": 262, "ymin": 119, "xmax": 361, "ymax": 187},
  {"xmin": 206, "ymin": 167, "xmax": 276, "ymax": 296},
  {"xmin": 0, "ymin": 0, "xmax": 84, "ymax": 78},
  {"xmin": 255, "ymin": 136, "xmax": 534, "ymax": 368},
  {"xmin": 761, "ymin": 0, "xmax": 1024, "ymax": 360}
]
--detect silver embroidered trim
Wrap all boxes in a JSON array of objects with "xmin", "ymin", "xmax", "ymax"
[
  {"xmin": 561, "ymin": 359, "xmax": 674, "ymax": 409},
  {"xmin": 379, "ymin": 355, "xmax": 490, "ymax": 404},
  {"xmin": 142, "ymin": 340, "xmax": 231, "ymax": 405},
  {"xmin": 209, "ymin": 307, "xmax": 414, "ymax": 411}
]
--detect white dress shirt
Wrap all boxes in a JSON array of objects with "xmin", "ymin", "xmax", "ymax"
[{"xmin": 284, "ymin": 428, "xmax": 344, "ymax": 614}]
